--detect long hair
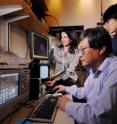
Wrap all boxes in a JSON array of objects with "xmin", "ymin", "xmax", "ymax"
[{"xmin": 58, "ymin": 29, "xmax": 78, "ymax": 54}]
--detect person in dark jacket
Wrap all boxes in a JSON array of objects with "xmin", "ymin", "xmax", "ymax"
[{"xmin": 103, "ymin": 3, "xmax": 117, "ymax": 55}]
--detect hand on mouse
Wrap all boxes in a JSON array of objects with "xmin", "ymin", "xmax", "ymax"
[{"xmin": 53, "ymin": 85, "xmax": 66, "ymax": 93}]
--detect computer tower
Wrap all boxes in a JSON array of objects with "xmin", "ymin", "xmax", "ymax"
[{"xmin": 29, "ymin": 60, "xmax": 40, "ymax": 100}]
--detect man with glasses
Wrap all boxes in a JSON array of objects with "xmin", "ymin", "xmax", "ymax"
[
  {"xmin": 54, "ymin": 27, "xmax": 117, "ymax": 124},
  {"xmin": 103, "ymin": 3, "xmax": 117, "ymax": 55}
]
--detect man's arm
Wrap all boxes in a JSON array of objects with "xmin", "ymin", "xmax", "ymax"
[{"xmin": 64, "ymin": 72, "xmax": 117, "ymax": 123}]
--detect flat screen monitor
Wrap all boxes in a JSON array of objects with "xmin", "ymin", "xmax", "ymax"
[
  {"xmin": 30, "ymin": 32, "xmax": 49, "ymax": 60},
  {"xmin": 39, "ymin": 64, "xmax": 49, "ymax": 79},
  {"xmin": 0, "ymin": 73, "xmax": 19, "ymax": 105}
]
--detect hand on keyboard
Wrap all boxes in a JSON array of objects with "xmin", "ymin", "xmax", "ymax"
[
  {"xmin": 53, "ymin": 85, "xmax": 66, "ymax": 93},
  {"xmin": 57, "ymin": 95, "xmax": 72, "ymax": 111}
]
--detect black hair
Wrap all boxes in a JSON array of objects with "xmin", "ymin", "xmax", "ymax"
[
  {"xmin": 79, "ymin": 27, "xmax": 112, "ymax": 57},
  {"xmin": 58, "ymin": 29, "xmax": 77, "ymax": 54},
  {"xmin": 103, "ymin": 4, "xmax": 117, "ymax": 23}
]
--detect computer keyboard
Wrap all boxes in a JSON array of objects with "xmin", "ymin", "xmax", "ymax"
[{"xmin": 29, "ymin": 95, "xmax": 59, "ymax": 123}]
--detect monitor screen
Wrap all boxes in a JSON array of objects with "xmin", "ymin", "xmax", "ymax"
[
  {"xmin": 39, "ymin": 64, "xmax": 49, "ymax": 79},
  {"xmin": 0, "ymin": 73, "xmax": 19, "ymax": 105},
  {"xmin": 30, "ymin": 32, "xmax": 49, "ymax": 60}
]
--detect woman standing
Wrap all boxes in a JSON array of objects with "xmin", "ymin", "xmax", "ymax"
[{"xmin": 47, "ymin": 30, "xmax": 79, "ymax": 92}]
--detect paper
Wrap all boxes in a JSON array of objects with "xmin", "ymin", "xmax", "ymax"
[{"xmin": 51, "ymin": 69, "xmax": 66, "ymax": 79}]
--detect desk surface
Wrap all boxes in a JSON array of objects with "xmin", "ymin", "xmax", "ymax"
[
  {"xmin": 54, "ymin": 109, "xmax": 74, "ymax": 124},
  {"xmin": 1, "ymin": 100, "xmax": 74, "ymax": 124}
]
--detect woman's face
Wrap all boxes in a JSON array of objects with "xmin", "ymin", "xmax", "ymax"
[{"xmin": 61, "ymin": 32, "xmax": 71, "ymax": 47}]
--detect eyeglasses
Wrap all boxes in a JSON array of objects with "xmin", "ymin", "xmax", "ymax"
[{"xmin": 77, "ymin": 47, "xmax": 89, "ymax": 55}]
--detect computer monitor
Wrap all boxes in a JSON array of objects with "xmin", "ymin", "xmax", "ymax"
[
  {"xmin": 30, "ymin": 32, "xmax": 49, "ymax": 60},
  {"xmin": 0, "ymin": 68, "xmax": 30, "ymax": 122},
  {"xmin": 39, "ymin": 64, "xmax": 49, "ymax": 79},
  {"xmin": 0, "ymin": 72, "xmax": 20, "ymax": 122},
  {"xmin": 0, "ymin": 73, "xmax": 19, "ymax": 105}
]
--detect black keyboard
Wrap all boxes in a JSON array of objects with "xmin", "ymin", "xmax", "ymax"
[{"xmin": 29, "ymin": 95, "xmax": 59, "ymax": 123}]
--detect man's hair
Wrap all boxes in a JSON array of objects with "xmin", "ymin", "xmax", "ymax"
[
  {"xmin": 79, "ymin": 27, "xmax": 112, "ymax": 57},
  {"xmin": 103, "ymin": 3, "xmax": 117, "ymax": 23}
]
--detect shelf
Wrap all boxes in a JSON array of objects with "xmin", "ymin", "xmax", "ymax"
[
  {"xmin": 0, "ymin": 5, "xmax": 23, "ymax": 16},
  {"xmin": 0, "ymin": 0, "xmax": 48, "ymax": 35}
]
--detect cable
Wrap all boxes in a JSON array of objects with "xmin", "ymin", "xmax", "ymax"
[{"xmin": 21, "ymin": 102, "xmax": 35, "ymax": 109}]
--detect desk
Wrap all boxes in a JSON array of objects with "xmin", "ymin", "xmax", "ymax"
[
  {"xmin": 1, "ymin": 100, "xmax": 74, "ymax": 124},
  {"xmin": 54, "ymin": 109, "xmax": 74, "ymax": 124}
]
